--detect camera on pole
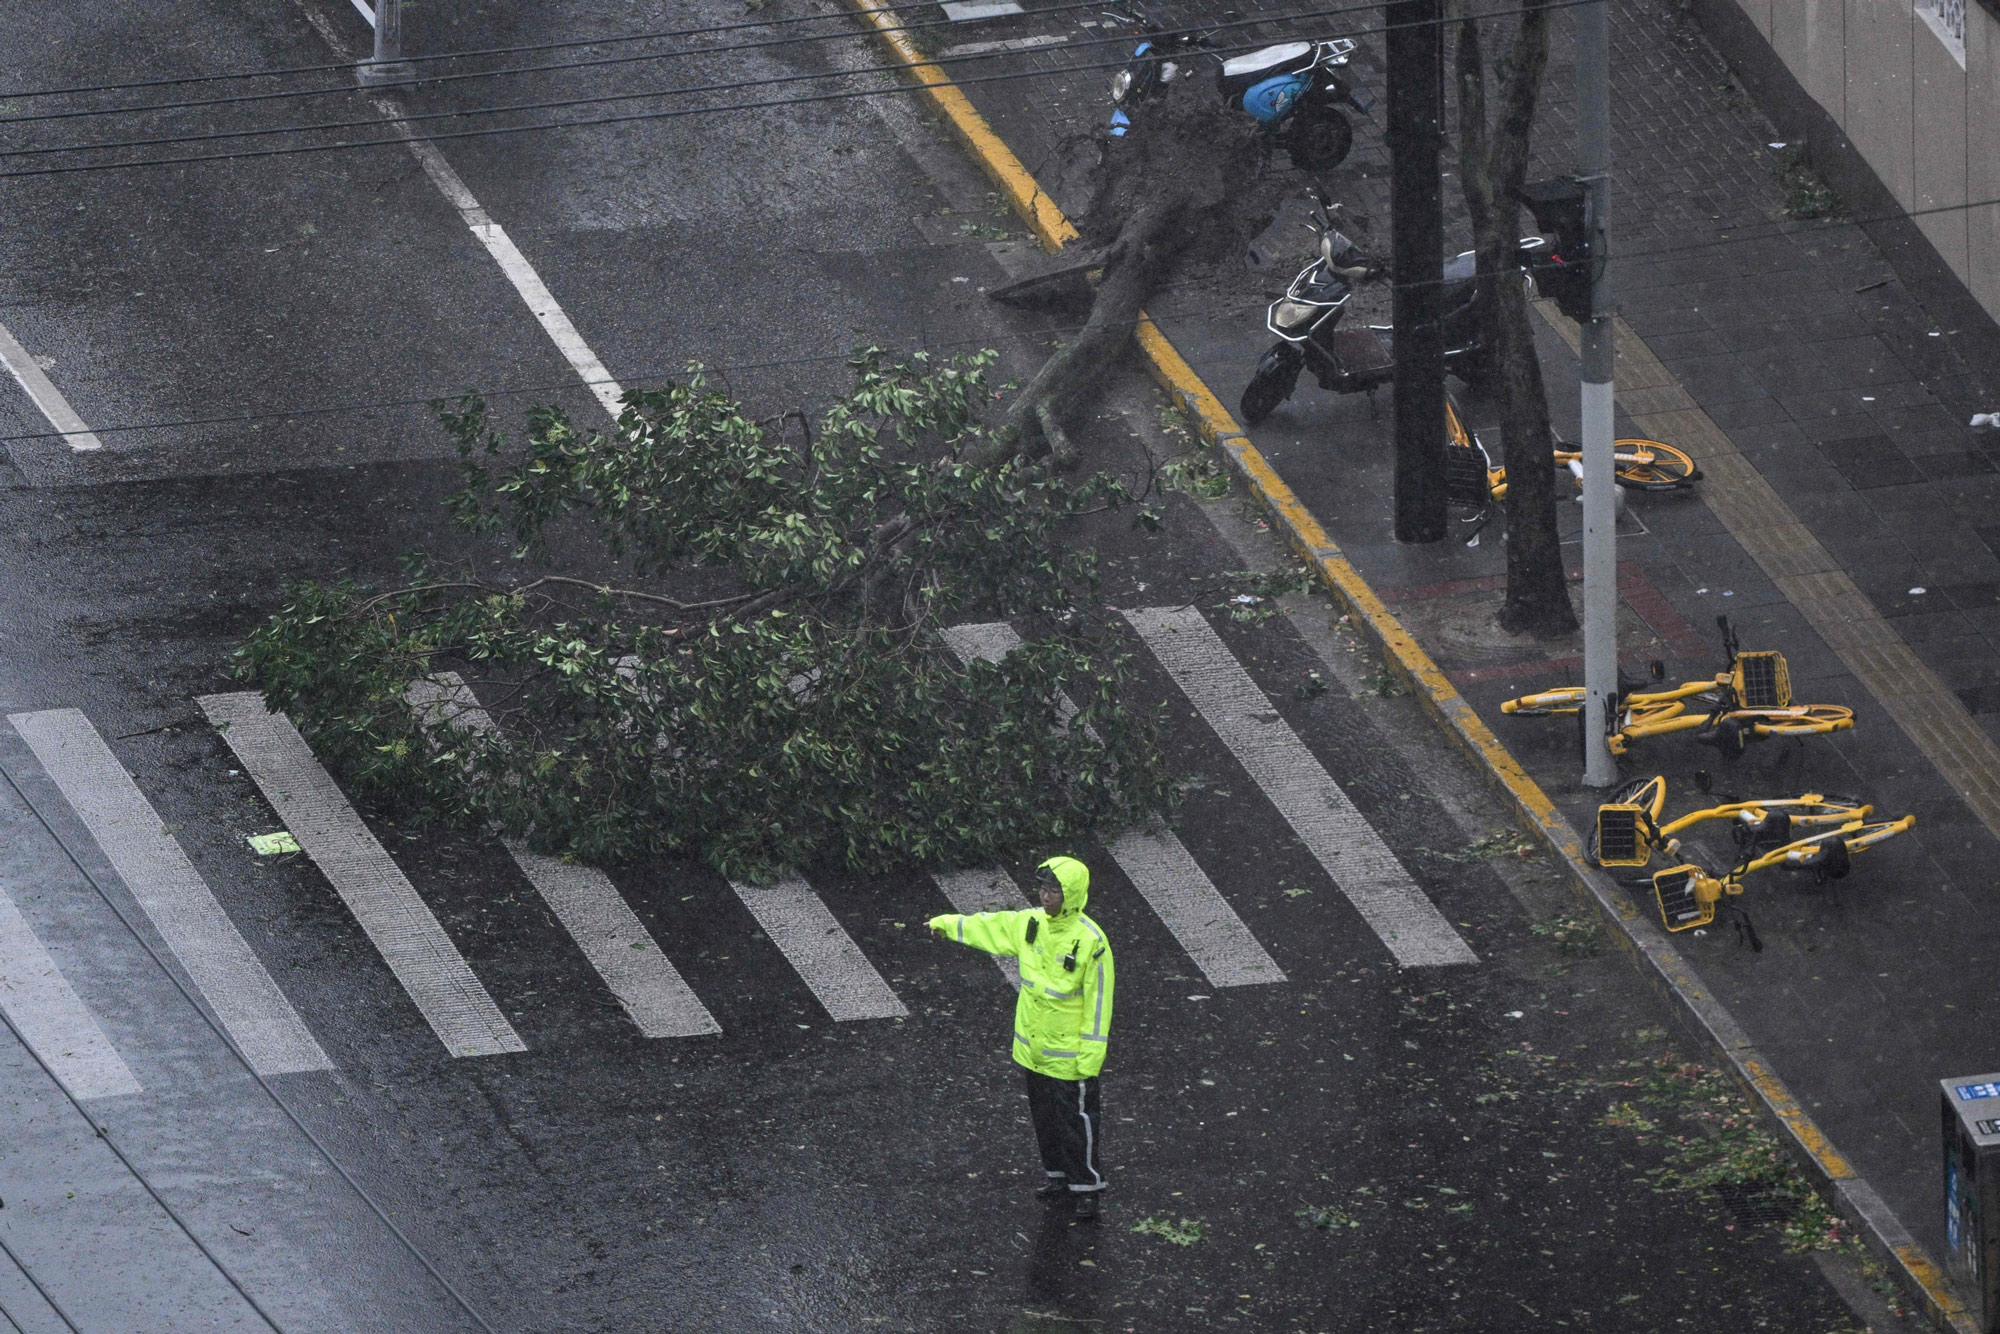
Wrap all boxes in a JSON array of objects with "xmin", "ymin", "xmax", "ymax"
[{"xmin": 1516, "ymin": 178, "xmax": 1596, "ymax": 323}]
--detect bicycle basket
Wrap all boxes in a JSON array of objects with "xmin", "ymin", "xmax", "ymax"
[
  {"xmin": 1732, "ymin": 651, "xmax": 1791, "ymax": 709},
  {"xmin": 1444, "ymin": 444, "xmax": 1489, "ymax": 508},
  {"xmin": 1594, "ymin": 803, "xmax": 1653, "ymax": 867},
  {"xmin": 1653, "ymin": 865, "xmax": 1715, "ymax": 932}
]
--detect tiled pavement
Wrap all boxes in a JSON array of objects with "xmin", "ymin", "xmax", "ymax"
[{"xmin": 910, "ymin": 0, "xmax": 2000, "ymax": 1283}]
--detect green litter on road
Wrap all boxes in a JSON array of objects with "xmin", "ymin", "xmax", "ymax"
[{"xmin": 247, "ymin": 831, "xmax": 301, "ymax": 855}]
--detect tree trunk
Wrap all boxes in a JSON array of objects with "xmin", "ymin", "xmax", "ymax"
[
  {"xmin": 974, "ymin": 201, "xmax": 1180, "ymax": 469},
  {"xmin": 1455, "ymin": 0, "xmax": 1576, "ymax": 637},
  {"xmin": 1388, "ymin": 0, "xmax": 1448, "ymax": 543}
]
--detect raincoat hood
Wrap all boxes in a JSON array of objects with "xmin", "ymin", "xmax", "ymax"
[{"xmin": 1039, "ymin": 855, "xmax": 1090, "ymax": 918}]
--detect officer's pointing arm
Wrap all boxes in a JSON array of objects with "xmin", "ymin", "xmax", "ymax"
[{"xmin": 926, "ymin": 911, "xmax": 1026, "ymax": 958}]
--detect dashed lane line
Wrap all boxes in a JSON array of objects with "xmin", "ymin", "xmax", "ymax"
[
  {"xmin": 931, "ymin": 868, "xmax": 1024, "ymax": 987},
  {"xmin": 9, "ymin": 709, "xmax": 332, "ymax": 1076},
  {"xmin": 197, "ymin": 692, "xmax": 526, "ymax": 1059},
  {"xmin": 295, "ymin": 0, "xmax": 624, "ymax": 421},
  {"xmin": 0, "ymin": 881, "xmax": 139, "ymax": 1099},
  {"xmin": 0, "ymin": 320, "xmax": 101, "ymax": 452},
  {"xmin": 940, "ymin": 621, "xmax": 1287, "ymax": 987},
  {"xmin": 1121, "ymin": 607, "xmax": 1478, "ymax": 969},
  {"xmin": 383, "ymin": 125, "xmax": 626, "ymax": 421},
  {"xmin": 729, "ymin": 879, "xmax": 908, "ymax": 1022},
  {"xmin": 405, "ymin": 676, "xmax": 721, "ymax": 1039}
]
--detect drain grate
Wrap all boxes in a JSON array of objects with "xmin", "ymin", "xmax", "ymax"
[{"xmin": 1710, "ymin": 1180, "xmax": 1794, "ymax": 1226}]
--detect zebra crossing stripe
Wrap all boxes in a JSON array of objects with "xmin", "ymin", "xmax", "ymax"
[
  {"xmin": 729, "ymin": 879, "xmax": 907, "ymax": 1022},
  {"xmin": 941, "ymin": 622, "xmax": 1286, "ymax": 987},
  {"xmin": 8, "ymin": 709, "xmax": 332, "ymax": 1075},
  {"xmin": 196, "ymin": 693, "xmax": 527, "ymax": 1058},
  {"xmin": 1121, "ymin": 607, "xmax": 1478, "ymax": 968},
  {"xmin": 405, "ymin": 677, "xmax": 720, "ymax": 1039},
  {"xmin": 932, "ymin": 867, "xmax": 1024, "ymax": 986},
  {"xmin": 0, "ymin": 880, "xmax": 139, "ymax": 1098},
  {"xmin": 1108, "ymin": 820, "xmax": 1287, "ymax": 985}
]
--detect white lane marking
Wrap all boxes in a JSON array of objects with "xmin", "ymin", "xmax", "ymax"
[
  {"xmin": 938, "ymin": 35, "xmax": 1065, "ymax": 57},
  {"xmin": 292, "ymin": 0, "xmax": 623, "ymax": 421},
  {"xmin": 1107, "ymin": 820, "xmax": 1287, "ymax": 985},
  {"xmin": 0, "ymin": 321, "xmax": 101, "ymax": 452},
  {"xmin": 371, "ymin": 115, "xmax": 625, "ymax": 421},
  {"xmin": 729, "ymin": 879, "xmax": 907, "ymax": 1022},
  {"xmin": 405, "ymin": 677, "xmax": 720, "ymax": 1039},
  {"xmin": 9, "ymin": 710, "xmax": 332, "ymax": 1075},
  {"xmin": 931, "ymin": 867, "xmax": 1023, "ymax": 986},
  {"xmin": 1121, "ymin": 607, "xmax": 1478, "ymax": 969},
  {"xmin": 0, "ymin": 881, "xmax": 139, "ymax": 1098},
  {"xmin": 941, "ymin": 622, "xmax": 1286, "ymax": 987},
  {"xmin": 196, "ymin": 693, "xmax": 526, "ymax": 1058}
]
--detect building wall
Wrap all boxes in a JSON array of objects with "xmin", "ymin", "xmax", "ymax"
[{"xmin": 1739, "ymin": 0, "xmax": 1996, "ymax": 324}]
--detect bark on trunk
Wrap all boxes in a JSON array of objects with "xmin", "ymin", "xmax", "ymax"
[
  {"xmin": 974, "ymin": 83, "xmax": 1276, "ymax": 470},
  {"xmin": 1455, "ymin": 0, "xmax": 1576, "ymax": 637}
]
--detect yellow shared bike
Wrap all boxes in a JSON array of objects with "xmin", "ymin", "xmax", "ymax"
[
  {"xmin": 1444, "ymin": 396, "xmax": 1699, "ymax": 544},
  {"xmin": 1591, "ymin": 773, "xmax": 1915, "ymax": 942},
  {"xmin": 1500, "ymin": 615, "xmax": 1855, "ymax": 757}
]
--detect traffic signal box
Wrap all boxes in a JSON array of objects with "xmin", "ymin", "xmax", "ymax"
[
  {"xmin": 1516, "ymin": 178, "xmax": 1595, "ymax": 323},
  {"xmin": 1942, "ymin": 1073, "xmax": 2000, "ymax": 1332}
]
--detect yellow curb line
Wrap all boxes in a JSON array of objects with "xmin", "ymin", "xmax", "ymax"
[{"xmin": 845, "ymin": 7, "xmax": 1971, "ymax": 1327}]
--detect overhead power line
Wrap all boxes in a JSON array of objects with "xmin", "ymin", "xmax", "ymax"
[
  {"xmin": 0, "ymin": 0, "xmax": 968, "ymax": 102},
  {"xmin": 0, "ymin": 0, "xmax": 1147, "ymax": 127},
  {"xmin": 4, "ymin": 176, "xmax": 1997, "ymax": 451},
  {"xmin": 0, "ymin": 0, "xmax": 1594, "ymax": 180},
  {"xmin": 0, "ymin": 0, "xmax": 1378, "ymax": 160}
]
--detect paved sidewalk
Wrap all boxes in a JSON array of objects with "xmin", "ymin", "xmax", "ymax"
[{"xmin": 888, "ymin": 0, "xmax": 2000, "ymax": 1314}]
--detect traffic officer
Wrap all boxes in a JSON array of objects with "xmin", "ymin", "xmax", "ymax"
[{"xmin": 928, "ymin": 855, "xmax": 1114, "ymax": 1219}]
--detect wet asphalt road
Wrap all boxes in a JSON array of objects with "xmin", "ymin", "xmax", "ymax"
[{"xmin": 0, "ymin": 2, "xmax": 1877, "ymax": 1330}]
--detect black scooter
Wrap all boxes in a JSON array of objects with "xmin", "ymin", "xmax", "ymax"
[{"xmin": 1239, "ymin": 196, "xmax": 1549, "ymax": 425}]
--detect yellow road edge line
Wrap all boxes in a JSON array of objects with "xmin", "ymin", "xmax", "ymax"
[
  {"xmin": 846, "ymin": 0, "xmax": 1078, "ymax": 252},
  {"xmin": 846, "ymin": 13, "xmax": 1970, "ymax": 1327}
]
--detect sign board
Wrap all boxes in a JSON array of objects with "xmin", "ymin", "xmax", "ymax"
[{"xmin": 1917, "ymin": 0, "xmax": 1968, "ymax": 68}]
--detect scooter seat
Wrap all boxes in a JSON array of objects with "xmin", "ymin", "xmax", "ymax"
[{"xmin": 1219, "ymin": 42, "xmax": 1314, "ymax": 100}]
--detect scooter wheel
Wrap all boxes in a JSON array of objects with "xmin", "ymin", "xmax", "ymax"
[
  {"xmin": 1286, "ymin": 112, "xmax": 1354, "ymax": 171},
  {"xmin": 1240, "ymin": 343, "xmax": 1305, "ymax": 425}
]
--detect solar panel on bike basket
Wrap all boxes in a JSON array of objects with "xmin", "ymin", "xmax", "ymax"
[
  {"xmin": 1735, "ymin": 651, "xmax": 1790, "ymax": 708},
  {"xmin": 1445, "ymin": 443, "xmax": 1489, "ymax": 508}
]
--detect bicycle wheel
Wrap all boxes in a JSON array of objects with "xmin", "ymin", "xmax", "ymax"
[
  {"xmin": 1612, "ymin": 439, "xmax": 1699, "ymax": 491},
  {"xmin": 1500, "ymin": 687, "xmax": 1585, "ymax": 716},
  {"xmin": 1755, "ymin": 705, "xmax": 1855, "ymax": 736}
]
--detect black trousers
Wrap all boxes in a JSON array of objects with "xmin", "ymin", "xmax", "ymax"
[{"xmin": 1023, "ymin": 1068, "xmax": 1105, "ymax": 1193}]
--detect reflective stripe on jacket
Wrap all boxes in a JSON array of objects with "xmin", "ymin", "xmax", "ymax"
[{"xmin": 928, "ymin": 855, "xmax": 1113, "ymax": 1080}]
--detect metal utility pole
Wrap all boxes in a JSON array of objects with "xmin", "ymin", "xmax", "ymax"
[
  {"xmin": 357, "ymin": 0, "xmax": 413, "ymax": 86},
  {"xmin": 1387, "ymin": 0, "xmax": 1446, "ymax": 543},
  {"xmin": 1576, "ymin": 0, "xmax": 1617, "ymax": 786}
]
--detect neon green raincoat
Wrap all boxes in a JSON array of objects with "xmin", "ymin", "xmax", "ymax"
[{"xmin": 928, "ymin": 856, "xmax": 1114, "ymax": 1080}]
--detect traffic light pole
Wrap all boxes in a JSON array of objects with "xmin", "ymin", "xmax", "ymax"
[
  {"xmin": 1387, "ymin": 0, "xmax": 1447, "ymax": 543},
  {"xmin": 1577, "ymin": 0, "xmax": 1617, "ymax": 787},
  {"xmin": 357, "ymin": 0, "xmax": 413, "ymax": 86}
]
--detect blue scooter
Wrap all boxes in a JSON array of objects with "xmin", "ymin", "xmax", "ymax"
[{"xmin": 1217, "ymin": 38, "xmax": 1373, "ymax": 170}]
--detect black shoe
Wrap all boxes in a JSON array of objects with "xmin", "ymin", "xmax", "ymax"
[
  {"xmin": 1071, "ymin": 1193, "xmax": 1099, "ymax": 1221},
  {"xmin": 1036, "ymin": 1180, "xmax": 1069, "ymax": 1200}
]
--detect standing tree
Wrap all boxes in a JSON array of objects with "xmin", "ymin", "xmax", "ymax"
[
  {"xmin": 236, "ymin": 351, "xmax": 1177, "ymax": 882},
  {"xmin": 1454, "ymin": 0, "xmax": 1577, "ymax": 637}
]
